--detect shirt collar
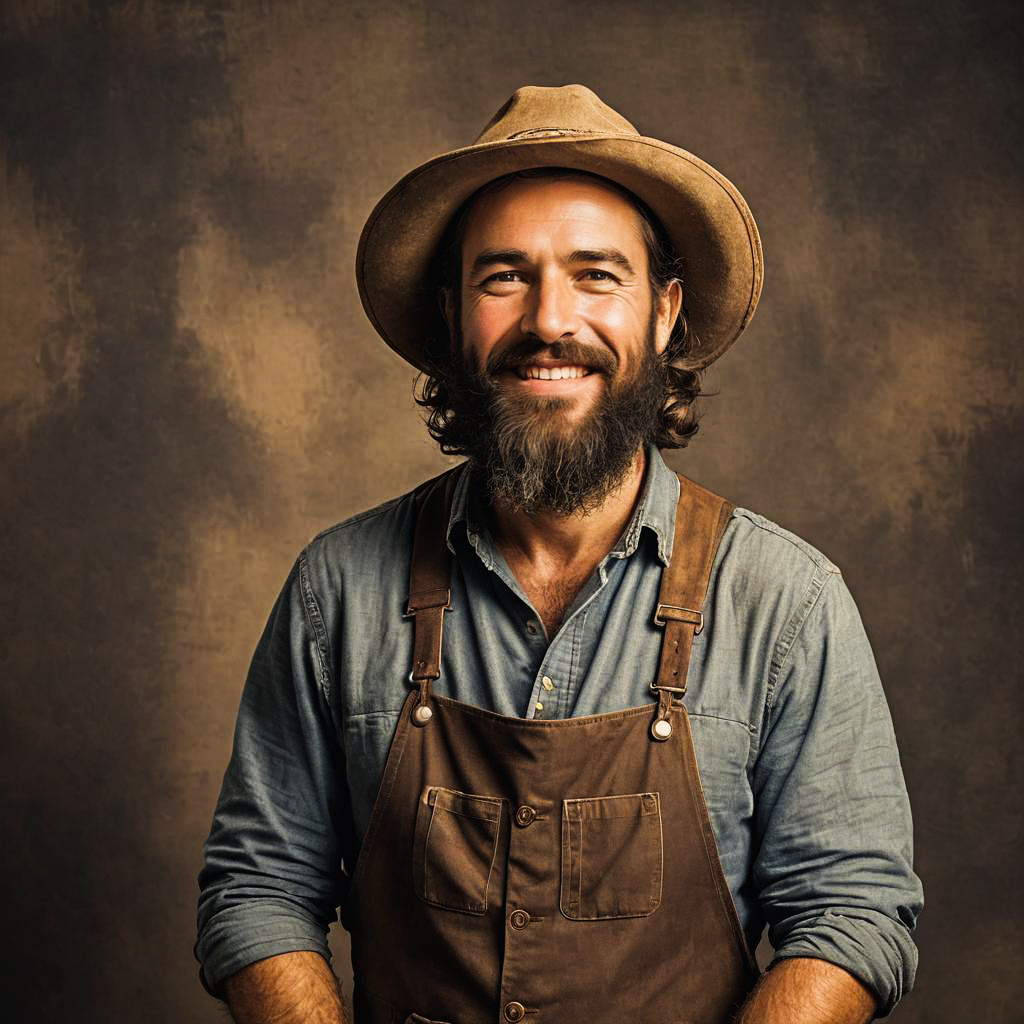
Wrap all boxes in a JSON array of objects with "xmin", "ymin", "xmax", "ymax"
[
  {"xmin": 446, "ymin": 445, "xmax": 680, "ymax": 567},
  {"xmin": 630, "ymin": 445, "xmax": 680, "ymax": 565}
]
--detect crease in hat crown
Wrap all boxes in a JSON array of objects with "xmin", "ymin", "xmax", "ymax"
[
  {"xmin": 474, "ymin": 85, "xmax": 639, "ymax": 144},
  {"xmin": 356, "ymin": 83, "xmax": 763, "ymax": 374}
]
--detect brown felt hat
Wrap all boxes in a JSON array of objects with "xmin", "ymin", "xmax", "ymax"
[{"xmin": 357, "ymin": 84, "xmax": 763, "ymax": 371}]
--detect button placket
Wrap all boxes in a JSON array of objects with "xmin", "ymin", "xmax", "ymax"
[{"xmin": 502, "ymin": 792, "xmax": 546, "ymax": 1024}]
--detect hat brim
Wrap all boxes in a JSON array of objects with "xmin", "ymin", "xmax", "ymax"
[{"xmin": 357, "ymin": 133, "xmax": 763, "ymax": 372}]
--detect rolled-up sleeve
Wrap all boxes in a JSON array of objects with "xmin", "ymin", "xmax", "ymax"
[
  {"xmin": 751, "ymin": 571, "xmax": 922, "ymax": 1016},
  {"xmin": 195, "ymin": 555, "xmax": 346, "ymax": 996}
]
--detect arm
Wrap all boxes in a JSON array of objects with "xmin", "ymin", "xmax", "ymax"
[
  {"xmin": 734, "ymin": 957, "xmax": 876, "ymax": 1023},
  {"xmin": 196, "ymin": 557, "xmax": 350, "ymax": 1000},
  {"xmin": 748, "ymin": 571, "xmax": 922, "ymax": 1017},
  {"xmin": 224, "ymin": 951, "xmax": 348, "ymax": 1024}
]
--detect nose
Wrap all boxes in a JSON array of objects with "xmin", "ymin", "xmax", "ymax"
[{"xmin": 520, "ymin": 271, "xmax": 580, "ymax": 342}]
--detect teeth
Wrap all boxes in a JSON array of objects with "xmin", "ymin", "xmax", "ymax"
[{"xmin": 518, "ymin": 365, "xmax": 588, "ymax": 380}]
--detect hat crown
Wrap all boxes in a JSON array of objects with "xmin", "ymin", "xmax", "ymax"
[{"xmin": 474, "ymin": 85, "xmax": 638, "ymax": 145}]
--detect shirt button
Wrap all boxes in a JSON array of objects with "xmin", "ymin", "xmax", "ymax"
[
  {"xmin": 515, "ymin": 805, "xmax": 536, "ymax": 827},
  {"xmin": 504, "ymin": 1002, "xmax": 526, "ymax": 1022},
  {"xmin": 541, "ymin": 676, "xmax": 554, "ymax": 691},
  {"xmin": 534, "ymin": 701, "xmax": 544, "ymax": 712},
  {"xmin": 526, "ymin": 620, "xmax": 539, "ymax": 636},
  {"xmin": 509, "ymin": 909, "xmax": 531, "ymax": 929}
]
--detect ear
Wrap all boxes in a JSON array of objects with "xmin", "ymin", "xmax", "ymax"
[{"xmin": 654, "ymin": 280, "xmax": 683, "ymax": 355}]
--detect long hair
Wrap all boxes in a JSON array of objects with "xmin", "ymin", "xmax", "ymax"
[{"xmin": 415, "ymin": 169, "xmax": 704, "ymax": 454}]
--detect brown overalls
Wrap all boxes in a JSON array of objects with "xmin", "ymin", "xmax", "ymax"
[{"xmin": 345, "ymin": 470, "xmax": 758, "ymax": 1024}]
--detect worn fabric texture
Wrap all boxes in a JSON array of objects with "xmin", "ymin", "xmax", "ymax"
[
  {"xmin": 1, "ymin": 1, "xmax": 1020, "ymax": 1021},
  {"xmin": 342, "ymin": 469, "xmax": 756, "ymax": 1022},
  {"xmin": 197, "ymin": 449, "xmax": 922, "ymax": 1015}
]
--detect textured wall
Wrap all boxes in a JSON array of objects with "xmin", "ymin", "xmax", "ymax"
[{"xmin": 1, "ymin": 1, "xmax": 1020, "ymax": 1020}]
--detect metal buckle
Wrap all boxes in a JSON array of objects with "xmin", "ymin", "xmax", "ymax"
[
  {"xmin": 653, "ymin": 603, "xmax": 704, "ymax": 634},
  {"xmin": 404, "ymin": 589, "xmax": 452, "ymax": 618}
]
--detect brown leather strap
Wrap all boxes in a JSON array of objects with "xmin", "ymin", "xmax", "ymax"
[
  {"xmin": 653, "ymin": 474, "xmax": 735, "ymax": 698},
  {"xmin": 407, "ymin": 467, "xmax": 461, "ymax": 683}
]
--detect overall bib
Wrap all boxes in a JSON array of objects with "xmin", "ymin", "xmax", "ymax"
[{"xmin": 345, "ymin": 470, "xmax": 757, "ymax": 1024}]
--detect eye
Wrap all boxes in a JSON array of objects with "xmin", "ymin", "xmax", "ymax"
[
  {"xmin": 579, "ymin": 269, "xmax": 619, "ymax": 287},
  {"xmin": 477, "ymin": 269, "xmax": 527, "ymax": 294}
]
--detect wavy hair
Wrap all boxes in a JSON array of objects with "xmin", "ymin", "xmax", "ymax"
[{"xmin": 415, "ymin": 168, "xmax": 704, "ymax": 453}]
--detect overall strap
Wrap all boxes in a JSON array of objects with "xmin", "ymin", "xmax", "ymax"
[
  {"xmin": 652, "ymin": 474, "xmax": 735, "ymax": 718},
  {"xmin": 407, "ymin": 467, "xmax": 461, "ymax": 691}
]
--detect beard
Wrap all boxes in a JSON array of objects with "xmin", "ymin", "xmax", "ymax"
[{"xmin": 442, "ymin": 326, "xmax": 668, "ymax": 517}]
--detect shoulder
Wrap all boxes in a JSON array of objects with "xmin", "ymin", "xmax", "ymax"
[
  {"xmin": 298, "ymin": 480, "xmax": 427, "ymax": 596},
  {"xmin": 710, "ymin": 505, "xmax": 845, "ymax": 648},
  {"xmin": 297, "ymin": 464, "xmax": 463, "ymax": 596},
  {"xmin": 721, "ymin": 506, "xmax": 840, "ymax": 580},
  {"xmin": 307, "ymin": 491, "xmax": 415, "ymax": 561}
]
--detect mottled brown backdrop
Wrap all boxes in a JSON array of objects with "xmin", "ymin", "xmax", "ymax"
[{"xmin": 2, "ymin": 0, "xmax": 1020, "ymax": 1020}]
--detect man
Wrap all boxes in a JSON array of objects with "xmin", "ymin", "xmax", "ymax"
[{"xmin": 197, "ymin": 85, "xmax": 922, "ymax": 1024}]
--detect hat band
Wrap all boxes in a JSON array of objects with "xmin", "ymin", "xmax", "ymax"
[{"xmin": 505, "ymin": 126, "xmax": 605, "ymax": 140}]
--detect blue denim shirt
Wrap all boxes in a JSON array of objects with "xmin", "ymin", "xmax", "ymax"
[{"xmin": 197, "ymin": 448, "xmax": 921, "ymax": 1014}]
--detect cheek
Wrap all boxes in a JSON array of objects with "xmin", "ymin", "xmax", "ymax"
[
  {"xmin": 465, "ymin": 301, "xmax": 510, "ymax": 332},
  {"xmin": 461, "ymin": 298, "xmax": 519, "ymax": 354},
  {"xmin": 583, "ymin": 295, "xmax": 649, "ymax": 356}
]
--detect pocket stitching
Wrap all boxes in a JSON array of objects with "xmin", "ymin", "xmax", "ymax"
[
  {"xmin": 416, "ymin": 785, "xmax": 503, "ymax": 916},
  {"xmin": 560, "ymin": 791, "xmax": 663, "ymax": 921},
  {"xmin": 429, "ymin": 786, "xmax": 503, "ymax": 820}
]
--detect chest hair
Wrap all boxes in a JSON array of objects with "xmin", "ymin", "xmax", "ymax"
[{"xmin": 518, "ymin": 566, "xmax": 595, "ymax": 638}]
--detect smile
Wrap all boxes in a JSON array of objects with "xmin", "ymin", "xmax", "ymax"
[{"xmin": 514, "ymin": 364, "xmax": 592, "ymax": 381}]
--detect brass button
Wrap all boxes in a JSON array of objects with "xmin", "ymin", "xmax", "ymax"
[
  {"xmin": 509, "ymin": 909, "xmax": 530, "ymax": 929},
  {"xmin": 514, "ymin": 805, "xmax": 536, "ymax": 827},
  {"xmin": 651, "ymin": 717, "xmax": 672, "ymax": 740},
  {"xmin": 504, "ymin": 1002, "xmax": 526, "ymax": 1022}
]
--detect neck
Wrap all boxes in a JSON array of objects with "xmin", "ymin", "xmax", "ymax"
[{"xmin": 489, "ymin": 448, "xmax": 649, "ymax": 570}]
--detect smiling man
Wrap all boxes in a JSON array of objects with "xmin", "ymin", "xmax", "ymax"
[
  {"xmin": 197, "ymin": 86, "xmax": 922, "ymax": 1024},
  {"xmin": 438, "ymin": 173, "xmax": 679, "ymax": 524}
]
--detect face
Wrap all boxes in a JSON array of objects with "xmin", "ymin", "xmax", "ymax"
[
  {"xmin": 446, "ymin": 175, "xmax": 681, "ymax": 424},
  {"xmin": 436, "ymin": 174, "xmax": 682, "ymax": 516}
]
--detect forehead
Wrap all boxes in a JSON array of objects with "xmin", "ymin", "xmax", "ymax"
[{"xmin": 459, "ymin": 175, "xmax": 647, "ymax": 263}]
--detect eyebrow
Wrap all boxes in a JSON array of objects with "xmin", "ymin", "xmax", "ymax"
[
  {"xmin": 469, "ymin": 249, "xmax": 530, "ymax": 276},
  {"xmin": 468, "ymin": 247, "xmax": 637, "ymax": 277},
  {"xmin": 568, "ymin": 248, "xmax": 636, "ymax": 275}
]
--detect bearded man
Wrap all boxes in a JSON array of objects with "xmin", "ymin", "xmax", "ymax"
[{"xmin": 196, "ymin": 86, "xmax": 922, "ymax": 1024}]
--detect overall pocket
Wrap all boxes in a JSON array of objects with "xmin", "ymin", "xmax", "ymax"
[
  {"xmin": 560, "ymin": 791, "xmax": 663, "ymax": 920},
  {"xmin": 413, "ymin": 786, "xmax": 503, "ymax": 914}
]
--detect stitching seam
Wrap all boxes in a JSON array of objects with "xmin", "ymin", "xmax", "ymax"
[{"xmin": 299, "ymin": 552, "xmax": 333, "ymax": 705}]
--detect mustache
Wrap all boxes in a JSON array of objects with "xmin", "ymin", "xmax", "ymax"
[{"xmin": 483, "ymin": 338, "xmax": 618, "ymax": 378}]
